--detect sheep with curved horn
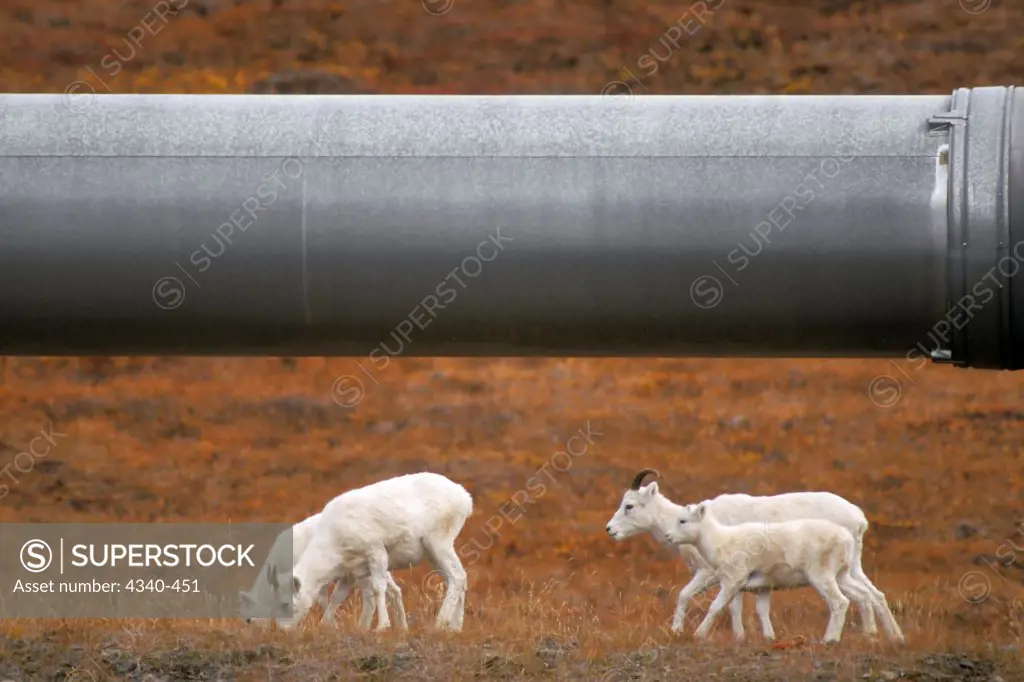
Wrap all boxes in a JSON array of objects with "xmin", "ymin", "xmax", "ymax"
[{"xmin": 605, "ymin": 469, "xmax": 901, "ymax": 642}]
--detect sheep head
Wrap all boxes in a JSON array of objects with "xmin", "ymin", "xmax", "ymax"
[
  {"xmin": 605, "ymin": 468, "xmax": 663, "ymax": 541},
  {"xmin": 665, "ymin": 503, "xmax": 703, "ymax": 545},
  {"xmin": 268, "ymin": 565, "xmax": 317, "ymax": 631}
]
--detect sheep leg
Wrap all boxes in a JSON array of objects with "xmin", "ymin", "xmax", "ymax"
[
  {"xmin": 807, "ymin": 572, "xmax": 850, "ymax": 644},
  {"xmin": 671, "ymin": 569, "xmax": 719, "ymax": 633},
  {"xmin": 449, "ymin": 574, "xmax": 466, "ymax": 631},
  {"xmin": 847, "ymin": 531, "xmax": 881, "ymax": 634},
  {"xmin": 837, "ymin": 570, "xmax": 880, "ymax": 637},
  {"xmin": 320, "ymin": 578, "xmax": 354, "ymax": 625},
  {"xmin": 425, "ymin": 541, "xmax": 468, "ymax": 631},
  {"xmin": 367, "ymin": 552, "xmax": 391, "ymax": 631},
  {"xmin": 454, "ymin": 590, "xmax": 466, "ymax": 630},
  {"xmin": 849, "ymin": 548, "xmax": 904, "ymax": 642},
  {"xmin": 439, "ymin": 554, "xmax": 468, "ymax": 631},
  {"xmin": 694, "ymin": 579, "xmax": 742, "ymax": 640},
  {"xmin": 728, "ymin": 592, "xmax": 745, "ymax": 641},
  {"xmin": 871, "ymin": 586, "xmax": 904, "ymax": 643},
  {"xmin": 754, "ymin": 590, "xmax": 775, "ymax": 640},
  {"xmin": 385, "ymin": 574, "xmax": 409, "ymax": 631},
  {"xmin": 848, "ymin": 571, "xmax": 904, "ymax": 642},
  {"xmin": 356, "ymin": 577, "xmax": 377, "ymax": 630}
]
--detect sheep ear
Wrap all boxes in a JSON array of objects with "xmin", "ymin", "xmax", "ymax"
[
  {"xmin": 645, "ymin": 481, "xmax": 659, "ymax": 496},
  {"xmin": 696, "ymin": 503, "xmax": 706, "ymax": 519},
  {"xmin": 292, "ymin": 575, "xmax": 301, "ymax": 595}
]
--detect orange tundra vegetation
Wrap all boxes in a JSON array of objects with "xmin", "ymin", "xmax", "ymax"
[{"xmin": 2, "ymin": 0, "xmax": 1024, "ymax": 679}]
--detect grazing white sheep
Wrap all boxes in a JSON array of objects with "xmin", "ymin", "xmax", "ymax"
[
  {"xmin": 605, "ymin": 469, "xmax": 903, "ymax": 641},
  {"xmin": 239, "ymin": 511, "xmax": 406, "ymax": 629},
  {"xmin": 665, "ymin": 502, "xmax": 901, "ymax": 643},
  {"xmin": 265, "ymin": 472, "xmax": 473, "ymax": 632}
]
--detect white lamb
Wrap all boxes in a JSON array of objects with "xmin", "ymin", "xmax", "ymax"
[
  {"xmin": 264, "ymin": 471, "xmax": 473, "ymax": 631},
  {"xmin": 665, "ymin": 501, "xmax": 901, "ymax": 643},
  {"xmin": 605, "ymin": 469, "xmax": 903, "ymax": 641},
  {"xmin": 239, "ymin": 511, "xmax": 407, "ymax": 629}
]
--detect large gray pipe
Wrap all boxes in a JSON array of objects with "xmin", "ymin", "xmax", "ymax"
[{"xmin": 0, "ymin": 87, "xmax": 1021, "ymax": 368}]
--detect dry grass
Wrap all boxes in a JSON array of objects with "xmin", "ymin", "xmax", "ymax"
[{"xmin": 0, "ymin": 586, "xmax": 1019, "ymax": 681}]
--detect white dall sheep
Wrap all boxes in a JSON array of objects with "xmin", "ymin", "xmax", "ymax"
[
  {"xmin": 605, "ymin": 469, "xmax": 902, "ymax": 641},
  {"xmin": 265, "ymin": 471, "xmax": 473, "ymax": 631},
  {"xmin": 665, "ymin": 502, "xmax": 901, "ymax": 643},
  {"xmin": 239, "ymin": 511, "xmax": 407, "ymax": 629}
]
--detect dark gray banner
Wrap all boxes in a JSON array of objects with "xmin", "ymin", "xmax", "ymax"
[{"xmin": 0, "ymin": 523, "xmax": 294, "ymax": 618}]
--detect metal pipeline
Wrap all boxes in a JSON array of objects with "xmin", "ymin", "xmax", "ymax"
[{"xmin": 0, "ymin": 87, "xmax": 1021, "ymax": 367}]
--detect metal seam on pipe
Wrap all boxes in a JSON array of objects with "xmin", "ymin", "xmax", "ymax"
[{"xmin": 1012, "ymin": 89, "xmax": 1024, "ymax": 369}]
